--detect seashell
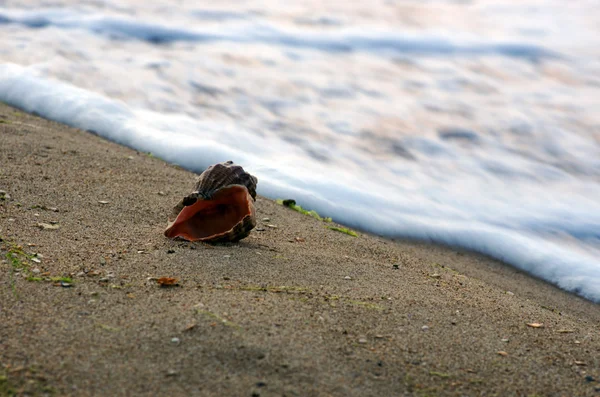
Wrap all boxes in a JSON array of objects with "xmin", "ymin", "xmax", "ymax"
[{"xmin": 164, "ymin": 161, "xmax": 258, "ymax": 243}]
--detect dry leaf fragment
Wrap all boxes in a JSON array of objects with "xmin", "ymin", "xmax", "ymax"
[
  {"xmin": 497, "ymin": 351, "xmax": 509, "ymax": 357},
  {"xmin": 183, "ymin": 323, "xmax": 197, "ymax": 332},
  {"xmin": 526, "ymin": 323, "xmax": 544, "ymax": 328},
  {"xmin": 157, "ymin": 277, "xmax": 179, "ymax": 287},
  {"xmin": 557, "ymin": 329, "xmax": 575, "ymax": 333},
  {"xmin": 574, "ymin": 361, "xmax": 586, "ymax": 366},
  {"xmin": 98, "ymin": 200, "xmax": 110, "ymax": 204}
]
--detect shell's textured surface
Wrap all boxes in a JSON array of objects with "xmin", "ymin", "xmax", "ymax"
[
  {"xmin": 165, "ymin": 161, "xmax": 258, "ymax": 243},
  {"xmin": 195, "ymin": 161, "xmax": 257, "ymax": 201}
]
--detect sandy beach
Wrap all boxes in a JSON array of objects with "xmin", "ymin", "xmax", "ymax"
[{"xmin": 1, "ymin": 102, "xmax": 599, "ymax": 396}]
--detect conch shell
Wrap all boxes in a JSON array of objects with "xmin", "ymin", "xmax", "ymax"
[{"xmin": 164, "ymin": 161, "xmax": 257, "ymax": 243}]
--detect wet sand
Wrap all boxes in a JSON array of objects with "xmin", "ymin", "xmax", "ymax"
[{"xmin": 1, "ymin": 102, "xmax": 599, "ymax": 396}]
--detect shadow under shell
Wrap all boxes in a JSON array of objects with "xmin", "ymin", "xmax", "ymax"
[{"xmin": 164, "ymin": 185, "xmax": 255, "ymax": 242}]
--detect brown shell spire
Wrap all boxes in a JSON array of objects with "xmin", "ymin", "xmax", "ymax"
[{"xmin": 164, "ymin": 161, "xmax": 258, "ymax": 243}]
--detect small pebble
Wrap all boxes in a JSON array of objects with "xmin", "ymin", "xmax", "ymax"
[
  {"xmin": 98, "ymin": 200, "xmax": 110, "ymax": 204},
  {"xmin": 267, "ymin": 224, "xmax": 278, "ymax": 228},
  {"xmin": 157, "ymin": 191, "xmax": 166, "ymax": 196},
  {"xmin": 358, "ymin": 338, "xmax": 367, "ymax": 344},
  {"xmin": 31, "ymin": 257, "xmax": 41, "ymax": 263},
  {"xmin": 223, "ymin": 255, "xmax": 231, "ymax": 259},
  {"xmin": 32, "ymin": 268, "xmax": 41, "ymax": 274},
  {"xmin": 262, "ymin": 218, "xmax": 270, "ymax": 222},
  {"xmin": 343, "ymin": 276, "xmax": 352, "ymax": 280},
  {"xmin": 421, "ymin": 325, "xmax": 430, "ymax": 331},
  {"xmin": 166, "ymin": 370, "xmax": 178, "ymax": 377},
  {"xmin": 8, "ymin": 218, "xmax": 15, "ymax": 222},
  {"xmin": 430, "ymin": 273, "xmax": 441, "ymax": 278},
  {"xmin": 506, "ymin": 291, "xmax": 515, "ymax": 296},
  {"xmin": 501, "ymin": 338, "xmax": 510, "ymax": 343},
  {"xmin": 171, "ymin": 337, "xmax": 180, "ymax": 344},
  {"xmin": 60, "ymin": 281, "xmax": 72, "ymax": 288}
]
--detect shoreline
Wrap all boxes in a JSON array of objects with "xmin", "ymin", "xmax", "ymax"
[{"xmin": 1, "ymin": 102, "xmax": 599, "ymax": 396}]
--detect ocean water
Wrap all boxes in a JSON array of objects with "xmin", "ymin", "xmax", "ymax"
[{"xmin": 1, "ymin": 1, "xmax": 599, "ymax": 302}]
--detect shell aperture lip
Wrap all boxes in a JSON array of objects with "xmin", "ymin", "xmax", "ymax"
[{"xmin": 164, "ymin": 185, "xmax": 255, "ymax": 242}]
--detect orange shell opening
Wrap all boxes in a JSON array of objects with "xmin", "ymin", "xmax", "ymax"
[{"xmin": 164, "ymin": 185, "xmax": 253, "ymax": 241}]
